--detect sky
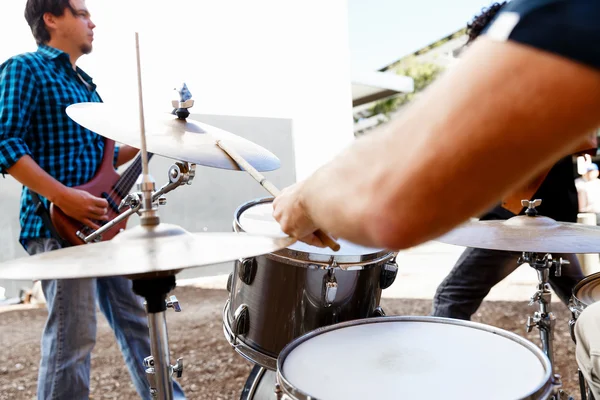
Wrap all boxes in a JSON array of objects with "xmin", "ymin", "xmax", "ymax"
[{"xmin": 348, "ymin": 0, "xmax": 497, "ymax": 71}]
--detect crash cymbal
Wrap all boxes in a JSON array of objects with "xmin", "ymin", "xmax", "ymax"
[
  {"xmin": 66, "ymin": 102, "xmax": 280, "ymax": 172},
  {"xmin": 436, "ymin": 214, "xmax": 600, "ymax": 254},
  {"xmin": 0, "ymin": 224, "xmax": 295, "ymax": 280}
]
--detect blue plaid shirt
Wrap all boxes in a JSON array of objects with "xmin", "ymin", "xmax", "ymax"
[{"xmin": 0, "ymin": 45, "xmax": 113, "ymax": 247}]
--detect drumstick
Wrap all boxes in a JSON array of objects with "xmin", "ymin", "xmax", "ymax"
[{"xmin": 216, "ymin": 140, "xmax": 341, "ymax": 251}]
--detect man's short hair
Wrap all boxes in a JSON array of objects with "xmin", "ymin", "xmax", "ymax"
[{"xmin": 24, "ymin": 0, "xmax": 75, "ymax": 45}]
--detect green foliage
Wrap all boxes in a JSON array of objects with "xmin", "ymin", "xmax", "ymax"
[{"xmin": 367, "ymin": 57, "xmax": 444, "ymax": 117}]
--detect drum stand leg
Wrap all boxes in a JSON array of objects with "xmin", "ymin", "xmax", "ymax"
[
  {"xmin": 132, "ymin": 275, "xmax": 184, "ymax": 400},
  {"xmin": 519, "ymin": 252, "xmax": 573, "ymax": 400}
]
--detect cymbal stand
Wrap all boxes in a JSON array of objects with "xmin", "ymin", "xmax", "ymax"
[
  {"xmin": 82, "ymin": 161, "xmax": 195, "ymax": 243},
  {"xmin": 128, "ymin": 32, "xmax": 192, "ymax": 400},
  {"xmin": 518, "ymin": 251, "xmax": 572, "ymax": 400}
]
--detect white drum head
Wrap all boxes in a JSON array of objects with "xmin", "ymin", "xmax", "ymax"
[
  {"xmin": 238, "ymin": 201, "xmax": 382, "ymax": 256},
  {"xmin": 279, "ymin": 319, "xmax": 550, "ymax": 400}
]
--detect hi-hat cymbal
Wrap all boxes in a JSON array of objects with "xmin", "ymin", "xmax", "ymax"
[
  {"xmin": 436, "ymin": 215, "xmax": 600, "ymax": 253},
  {"xmin": 66, "ymin": 102, "xmax": 280, "ymax": 172},
  {"xmin": 0, "ymin": 224, "xmax": 295, "ymax": 280}
]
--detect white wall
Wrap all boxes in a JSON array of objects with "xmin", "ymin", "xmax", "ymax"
[{"xmin": 0, "ymin": 0, "xmax": 354, "ymax": 181}]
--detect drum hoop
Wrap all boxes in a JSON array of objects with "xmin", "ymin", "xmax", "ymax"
[
  {"xmin": 233, "ymin": 197, "xmax": 394, "ymax": 265},
  {"xmin": 572, "ymin": 271, "xmax": 600, "ymax": 309},
  {"xmin": 276, "ymin": 316, "xmax": 554, "ymax": 400}
]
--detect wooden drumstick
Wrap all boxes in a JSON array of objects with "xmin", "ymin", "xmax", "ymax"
[{"xmin": 216, "ymin": 140, "xmax": 341, "ymax": 251}]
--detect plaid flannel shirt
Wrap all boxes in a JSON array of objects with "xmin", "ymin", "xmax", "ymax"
[{"xmin": 0, "ymin": 44, "xmax": 114, "ymax": 247}]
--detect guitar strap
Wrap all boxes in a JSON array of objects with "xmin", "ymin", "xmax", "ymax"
[{"xmin": 30, "ymin": 191, "xmax": 71, "ymax": 248}]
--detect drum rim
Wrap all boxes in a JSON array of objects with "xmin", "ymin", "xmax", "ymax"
[
  {"xmin": 276, "ymin": 316, "xmax": 554, "ymax": 400},
  {"xmin": 233, "ymin": 197, "xmax": 393, "ymax": 265},
  {"xmin": 572, "ymin": 271, "xmax": 600, "ymax": 309}
]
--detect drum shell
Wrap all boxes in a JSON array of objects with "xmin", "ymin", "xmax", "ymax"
[
  {"xmin": 225, "ymin": 197, "xmax": 394, "ymax": 370},
  {"xmin": 226, "ymin": 253, "xmax": 386, "ymax": 367}
]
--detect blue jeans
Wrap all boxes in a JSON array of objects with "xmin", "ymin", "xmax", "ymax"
[
  {"xmin": 432, "ymin": 247, "xmax": 584, "ymax": 320},
  {"xmin": 26, "ymin": 238, "xmax": 186, "ymax": 400}
]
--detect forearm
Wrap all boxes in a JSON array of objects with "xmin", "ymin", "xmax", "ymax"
[
  {"xmin": 115, "ymin": 145, "xmax": 139, "ymax": 168},
  {"xmin": 7, "ymin": 155, "xmax": 67, "ymax": 203},
  {"xmin": 301, "ymin": 39, "xmax": 600, "ymax": 249}
]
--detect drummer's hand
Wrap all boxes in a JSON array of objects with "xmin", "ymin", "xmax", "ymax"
[{"xmin": 272, "ymin": 183, "xmax": 325, "ymax": 248}]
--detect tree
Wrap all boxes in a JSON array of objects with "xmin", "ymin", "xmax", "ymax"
[{"xmin": 368, "ymin": 56, "xmax": 444, "ymax": 117}]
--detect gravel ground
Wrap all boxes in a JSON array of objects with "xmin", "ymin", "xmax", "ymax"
[{"xmin": 0, "ymin": 286, "xmax": 582, "ymax": 399}]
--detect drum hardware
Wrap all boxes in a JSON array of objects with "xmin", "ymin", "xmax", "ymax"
[
  {"xmin": 372, "ymin": 306, "xmax": 386, "ymax": 317},
  {"xmin": 379, "ymin": 256, "xmax": 398, "ymax": 289},
  {"xmin": 171, "ymin": 83, "xmax": 194, "ymax": 120},
  {"xmin": 80, "ymin": 161, "xmax": 196, "ymax": 244},
  {"xmin": 215, "ymin": 139, "xmax": 340, "ymax": 252},
  {"xmin": 232, "ymin": 304, "xmax": 251, "ymax": 339},
  {"xmin": 144, "ymin": 354, "xmax": 184, "ymax": 399},
  {"xmin": 227, "ymin": 272, "xmax": 234, "ymax": 293},
  {"xmin": 238, "ymin": 258, "xmax": 258, "ymax": 285},
  {"xmin": 323, "ymin": 269, "xmax": 338, "ymax": 307}
]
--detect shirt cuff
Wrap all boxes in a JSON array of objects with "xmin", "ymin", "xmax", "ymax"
[{"xmin": 0, "ymin": 137, "xmax": 32, "ymax": 174}]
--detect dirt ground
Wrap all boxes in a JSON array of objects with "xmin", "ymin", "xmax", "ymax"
[{"xmin": 0, "ymin": 286, "xmax": 582, "ymax": 399}]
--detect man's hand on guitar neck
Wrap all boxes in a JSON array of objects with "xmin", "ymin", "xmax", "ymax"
[{"xmin": 8, "ymin": 155, "xmax": 109, "ymax": 230}]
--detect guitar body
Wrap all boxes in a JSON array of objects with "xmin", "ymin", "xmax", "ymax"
[{"xmin": 50, "ymin": 139, "xmax": 130, "ymax": 245}]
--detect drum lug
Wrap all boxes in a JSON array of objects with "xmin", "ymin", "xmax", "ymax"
[
  {"xmin": 238, "ymin": 258, "xmax": 257, "ymax": 285},
  {"xmin": 323, "ymin": 270, "xmax": 338, "ymax": 307},
  {"xmin": 232, "ymin": 304, "xmax": 250, "ymax": 339},
  {"xmin": 226, "ymin": 272, "xmax": 233, "ymax": 293},
  {"xmin": 380, "ymin": 260, "xmax": 398, "ymax": 289},
  {"xmin": 569, "ymin": 319, "xmax": 577, "ymax": 344},
  {"xmin": 372, "ymin": 306, "xmax": 386, "ymax": 317}
]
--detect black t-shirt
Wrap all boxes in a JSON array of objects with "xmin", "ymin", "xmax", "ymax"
[
  {"xmin": 479, "ymin": 0, "xmax": 600, "ymax": 222},
  {"xmin": 481, "ymin": 156, "xmax": 578, "ymax": 222},
  {"xmin": 484, "ymin": 0, "xmax": 600, "ymax": 71}
]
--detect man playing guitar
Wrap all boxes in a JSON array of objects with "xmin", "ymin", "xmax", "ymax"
[{"xmin": 0, "ymin": 1, "xmax": 185, "ymax": 398}]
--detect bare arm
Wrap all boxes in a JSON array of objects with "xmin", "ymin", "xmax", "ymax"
[
  {"xmin": 274, "ymin": 38, "xmax": 600, "ymax": 250},
  {"xmin": 115, "ymin": 145, "xmax": 139, "ymax": 168},
  {"xmin": 8, "ymin": 156, "xmax": 109, "ymax": 229}
]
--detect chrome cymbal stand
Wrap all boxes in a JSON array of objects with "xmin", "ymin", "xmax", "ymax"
[
  {"xmin": 127, "ymin": 32, "xmax": 193, "ymax": 400},
  {"xmin": 517, "ymin": 201, "xmax": 572, "ymax": 400}
]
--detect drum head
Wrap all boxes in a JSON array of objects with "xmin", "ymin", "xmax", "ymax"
[
  {"xmin": 278, "ymin": 317, "xmax": 551, "ymax": 400},
  {"xmin": 575, "ymin": 272, "xmax": 600, "ymax": 306},
  {"xmin": 235, "ymin": 198, "xmax": 388, "ymax": 263}
]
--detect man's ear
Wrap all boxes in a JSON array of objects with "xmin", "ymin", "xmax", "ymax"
[{"xmin": 42, "ymin": 12, "xmax": 58, "ymax": 32}]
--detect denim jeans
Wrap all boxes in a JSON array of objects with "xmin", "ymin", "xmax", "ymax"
[
  {"xmin": 26, "ymin": 238, "xmax": 186, "ymax": 400},
  {"xmin": 432, "ymin": 246, "xmax": 584, "ymax": 320}
]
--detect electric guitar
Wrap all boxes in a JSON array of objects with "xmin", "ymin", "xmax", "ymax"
[{"xmin": 50, "ymin": 138, "xmax": 152, "ymax": 245}]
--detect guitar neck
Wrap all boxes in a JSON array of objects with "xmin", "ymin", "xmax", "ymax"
[{"xmin": 113, "ymin": 152, "xmax": 155, "ymax": 197}]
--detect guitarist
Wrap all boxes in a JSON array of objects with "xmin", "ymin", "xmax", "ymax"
[
  {"xmin": 431, "ymin": 2, "xmax": 593, "ymax": 321},
  {"xmin": 0, "ymin": 1, "xmax": 185, "ymax": 399}
]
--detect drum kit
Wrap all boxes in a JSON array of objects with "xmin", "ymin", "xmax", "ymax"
[{"xmin": 3, "ymin": 34, "xmax": 600, "ymax": 400}]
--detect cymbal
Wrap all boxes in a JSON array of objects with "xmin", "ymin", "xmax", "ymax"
[
  {"xmin": 0, "ymin": 224, "xmax": 295, "ymax": 280},
  {"xmin": 436, "ymin": 215, "xmax": 600, "ymax": 253},
  {"xmin": 66, "ymin": 102, "xmax": 280, "ymax": 172}
]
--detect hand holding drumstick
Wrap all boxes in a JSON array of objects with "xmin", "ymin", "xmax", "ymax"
[{"xmin": 216, "ymin": 140, "xmax": 340, "ymax": 251}]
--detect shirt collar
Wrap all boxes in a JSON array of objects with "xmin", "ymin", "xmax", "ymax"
[
  {"xmin": 36, "ymin": 44, "xmax": 70, "ymax": 62},
  {"xmin": 36, "ymin": 44, "xmax": 97, "ymax": 90}
]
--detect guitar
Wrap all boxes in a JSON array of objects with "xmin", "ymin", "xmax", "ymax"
[{"xmin": 50, "ymin": 138, "xmax": 153, "ymax": 245}]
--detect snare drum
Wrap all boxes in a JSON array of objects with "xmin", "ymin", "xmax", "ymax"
[
  {"xmin": 276, "ymin": 317, "xmax": 555, "ymax": 400},
  {"xmin": 223, "ymin": 197, "xmax": 397, "ymax": 370}
]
